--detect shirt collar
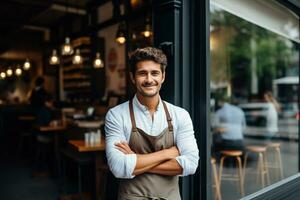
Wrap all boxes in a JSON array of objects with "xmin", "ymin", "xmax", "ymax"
[{"xmin": 133, "ymin": 94, "xmax": 163, "ymax": 112}]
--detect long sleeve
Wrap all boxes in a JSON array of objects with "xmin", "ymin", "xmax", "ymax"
[
  {"xmin": 105, "ymin": 109, "xmax": 137, "ymax": 179},
  {"xmin": 175, "ymin": 109, "xmax": 199, "ymax": 176}
]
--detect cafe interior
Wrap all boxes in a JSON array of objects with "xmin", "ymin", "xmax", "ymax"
[{"xmin": 0, "ymin": 0, "xmax": 154, "ymax": 199}]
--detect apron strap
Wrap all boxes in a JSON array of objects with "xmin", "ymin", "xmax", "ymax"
[
  {"xmin": 129, "ymin": 100, "xmax": 138, "ymax": 133},
  {"xmin": 162, "ymin": 101, "xmax": 173, "ymax": 132}
]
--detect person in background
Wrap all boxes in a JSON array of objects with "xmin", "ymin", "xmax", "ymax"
[
  {"xmin": 263, "ymin": 91, "xmax": 279, "ymax": 137},
  {"xmin": 212, "ymin": 97, "xmax": 246, "ymax": 153},
  {"xmin": 105, "ymin": 47, "xmax": 199, "ymax": 200},
  {"xmin": 30, "ymin": 76, "xmax": 47, "ymax": 114}
]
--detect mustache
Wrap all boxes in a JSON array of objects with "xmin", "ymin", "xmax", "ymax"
[{"xmin": 142, "ymin": 82, "xmax": 158, "ymax": 87}]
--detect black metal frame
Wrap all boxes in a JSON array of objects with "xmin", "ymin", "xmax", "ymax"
[{"xmin": 190, "ymin": 0, "xmax": 300, "ymax": 199}]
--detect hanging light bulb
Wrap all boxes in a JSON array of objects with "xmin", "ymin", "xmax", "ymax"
[
  {"xmin": 23, "ymin": 58, "xmax": 31, "ymax": 70},
  {"xmin": 72, "ymin": 49, "xmax": 82, "ymax": 64},
  {"xmin": 6, "ymin": 68, "xmax": 13, "ymax": 77},
  {"xmin": 93, "ymin": 52, "xmax": 104, "ymax": 68},
  {"xmin": 142, "ymin": 18, "xmax": 152, "ymax": 38},
  {"xmin": 49, "ymin": 49, "xmax": 60, "ymax": 65},
  {"xmin": 0, "ymin": 72, "xmax": 6, "ymax": 79},
  {"xmin": 15, "ymin": 66, "xmax": 22, "ymax": 76},
  {"xmin": 115, "ymin": 22, "xmax": 126, "ymax": 44},
  {"xmin": 61, "ymin": 37, "xmax": 73, "ymax": 55}
]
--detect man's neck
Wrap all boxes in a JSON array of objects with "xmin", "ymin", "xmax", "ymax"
[{"xmin": 136, "ymin": 93, "xmax": 160, "ymax": 113}]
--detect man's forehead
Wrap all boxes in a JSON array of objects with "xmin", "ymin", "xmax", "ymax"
[{"xmin": 136, "ymin": 60, "xmax": 161, "ymax": 70}]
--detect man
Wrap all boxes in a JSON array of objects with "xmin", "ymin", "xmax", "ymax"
[
  {"xmin": 212, "ymin": 97, "xmax": 246, "ymax": 152},
  {"xmin": 105, "ymin": 47, "xmax": 199, "ymax": 200}
]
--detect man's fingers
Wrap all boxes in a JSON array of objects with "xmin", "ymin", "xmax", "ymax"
[{"xmin": 115, "ymin": 146, "xmax": 128, "ymax": 154}]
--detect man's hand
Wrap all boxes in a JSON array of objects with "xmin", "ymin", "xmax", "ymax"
[
  {"xmin": 165, "ymin": 146, "xmax": 180, "ymax": 159},
  {"xmin": 115, "ymin": 141, "xmax": 135, "ymax": 154}
]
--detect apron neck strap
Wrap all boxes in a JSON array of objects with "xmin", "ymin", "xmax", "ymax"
[
  {"xmin": 129, "ymin": 99, "xmax": 138, "ymax": 132},
  {"xmin": 162, "ymin": 101, "xmax": 173, "ymax": 132}
]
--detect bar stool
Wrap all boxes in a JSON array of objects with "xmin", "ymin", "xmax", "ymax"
[
  {"xmin": 243, "ymin": 146, "xmax": 270, "ymax": 188},
  {"xmin": 266, "ymin": 142, "xmax": 283, "ymax": 180},
  {"xmin": 211, "ymin": 157, "xmax": 222, "ymax": 200},
  {"xmin": 219, "ymin": 150, "xmax": 244, "ymax": 197},
  {"xmin": 18, "ymin": 115, "xmax": 35, "ymax": 154}
]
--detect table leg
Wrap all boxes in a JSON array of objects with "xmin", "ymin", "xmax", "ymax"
[{"xmin": 95, "ymin": 152, "xmax": 104, "ymax": 200}]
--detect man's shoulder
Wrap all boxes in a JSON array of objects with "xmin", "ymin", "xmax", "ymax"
[
  {"xmin": 163, "ymin": 100, "xmax": 190, "ymax": 116},
  {"xmin": 106, "ymin": 100, "xmax": 130, "ymax": 117}
]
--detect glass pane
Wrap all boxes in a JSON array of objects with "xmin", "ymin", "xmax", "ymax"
[{"xmin": 210, "ymin": 2, "xmax": 299, "ymax": 200}]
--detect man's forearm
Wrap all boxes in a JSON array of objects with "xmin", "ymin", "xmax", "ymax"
[
  {"xmin": 133, "ymin": 149, "xmax": 171, "ymax": 176},
  {"xmin": 147, "ymin": 159, "xmax": 183, "ymax": 176}
]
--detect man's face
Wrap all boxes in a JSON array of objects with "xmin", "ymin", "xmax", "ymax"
[{"xmin": 130, "ymin": 60, "xmax": 165, "ymax": 98}]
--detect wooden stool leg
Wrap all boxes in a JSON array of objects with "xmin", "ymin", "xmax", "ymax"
[
  {"xmin": 263, "ymin": 151, "xmax": 270, "ymax": 185},
  {"xmin": 275, "ymin": 147, "xmax": 284, "ymax": 179},
  {"xmin": 212, "ymin": 162, "xmax": 222, "ymax": 200},
  {"xmin": 219, "ymin": 156, "xmax": 226, "ymax": 188},
  {"xmin": 236, "ymin": 157, "xmax": 244, "ymax": 197},
  {"xmin": 258, "ymin": 153, "xmax": 265, "ymax": 188},
  {"xmin": 242, "ymin": 152, "xmax": 249, "ymax": 185}
]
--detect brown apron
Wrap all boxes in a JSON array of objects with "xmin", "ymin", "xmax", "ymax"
[{"xmin": 118, "ymin": 100, "xmax": 181, "ymax": 200}]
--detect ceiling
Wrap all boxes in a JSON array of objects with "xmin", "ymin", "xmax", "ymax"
[{"xmin": 0, "ymin": 0, "xmax": 96, "ymax": 53}]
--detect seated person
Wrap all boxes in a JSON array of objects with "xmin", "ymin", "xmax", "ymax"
[
  {"xmin": 35, "ymin": 93, "xmax": 61, "ymax": 126},
  {"xmin": 212, "ymin": 97, "xmax": 246, "ymax": 153}
]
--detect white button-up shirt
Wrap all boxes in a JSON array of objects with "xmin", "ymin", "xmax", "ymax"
[{"xmin": 105, "ymin": 95, "xmax": 199, "ymax": 179}]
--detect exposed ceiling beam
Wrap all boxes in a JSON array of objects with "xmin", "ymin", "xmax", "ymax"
[{"xmin": 50, "ymin": 3, "xmax": 87, "ymax": 15}]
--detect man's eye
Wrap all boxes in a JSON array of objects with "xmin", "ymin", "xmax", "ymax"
[{"xmin": 152, "ymin": 72, "xmax": 160, "ymax": 76}]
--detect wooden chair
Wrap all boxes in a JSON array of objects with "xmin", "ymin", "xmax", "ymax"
[
  {"xmin": 243, "ymin": 146, "xmax": 270, "ymax": 188},
  {"xmin": 266, "ymin": 142, "xmax": 283, "ymax": 181},
  {"xmin": 219, "ymin": 150, "xmax": 244, "ymax": 197},
  {"xmin": 211, "ymin": 157, "xmax": 222, "ymax": 200}
]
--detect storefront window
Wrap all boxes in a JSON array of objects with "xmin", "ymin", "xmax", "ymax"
[{"xmin": 210, "ymin": 1, "xmax": 299, "ymax": 199}]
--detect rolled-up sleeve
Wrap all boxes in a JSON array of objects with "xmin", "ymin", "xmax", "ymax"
[
  {"xmin": 175, "ymin": 109, "xmax": 199, "ymax": 176},
  {"xmin": 105, "ymin": 109, "xmax": 136, "ymax": 179}
]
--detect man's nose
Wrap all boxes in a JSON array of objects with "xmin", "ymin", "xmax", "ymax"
[{"xmin": 146, "ymin": 73, "xmax": 153, "ymax": 81}]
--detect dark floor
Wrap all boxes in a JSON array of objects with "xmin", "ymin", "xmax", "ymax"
[{"xmin": 0, "ymin": 152, "xmax": 61, "ymax": 200}]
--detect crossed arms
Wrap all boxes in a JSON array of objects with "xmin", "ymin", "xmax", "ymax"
[{"xmin": 115, "ymin": 141, "xmax": 183, "ymax": 176}]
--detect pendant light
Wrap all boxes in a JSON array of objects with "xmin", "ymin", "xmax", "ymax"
[
  {"xmin": 115, "ymin": 22, "xmax": 126, "ymax": 44},
  {"xmin": 15, "ymin": 66, "xmax": 22, "ymax": 76},
  {"xmin": 73, "ymin": 49, "xmax": 82, "ymax": 64},
  {"xmin": 6, "ymin": 67, "xmax": 13, "ymax": 77},
  {"xmin": 49, "ymin": 49, "xmax": 60, "ymax": 65},
  {"xmin": 142, "ymin": 17, "xmax": 152, "ymax": 38},
  {"xmin": 23, "ymin": 58, "xmax": 31, "ymax": 70},
  {"xmin": 0, "ymin": 72, "xmax": 6, "ymax": 79},
  {"xmin": 62, "ymin": 37, "xmax": 73, "ymax": 55},
  {"xmin": 93, "ymin": 52, "xmax": 104, "ymax": 68}
]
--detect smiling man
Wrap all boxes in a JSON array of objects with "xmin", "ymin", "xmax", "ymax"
[{"xmin": 105, "ymin": 47, "xmax": 199, "ymax": 200}]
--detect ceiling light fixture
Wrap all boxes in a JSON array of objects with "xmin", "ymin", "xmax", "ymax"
[
  {"xmin": 15, "ymin": 66, "xmax": 22, "ymax": 76},
  {"xmin": 62, "ymin": 37, "xmax": 73, "ymax": 55},
  {"xmin": 23, "ymin": 58, "xmax": 31, "ymax": 70},
  {"xmin": 6, "ymin": 68, "xmax": 13, "ymax": 77},
  {"xmin": 0, "ymin": 72, "xmax": 6, "ymax": 79},
  {"xmin": 73, "ymin": 49, "xmax": 82, "ymax": 64},
  {"xmin": 49, "ymin": 49, "xmax": 60, "ymax": 65},
  {"xmin": 142, "ymin": 17, "xmax": 152, "ymax": 38},
  {"xmin": 93, "ymin": 52, "xmax": 104, "ymax": 68},
  {"xmin": 116, "ymin": 22, "xmax": 126, "ymax": 44}
]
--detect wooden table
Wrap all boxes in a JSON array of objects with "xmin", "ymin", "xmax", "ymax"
[
  {"xmin": 35, "ymin": 125, "xmax": 67, "ymax": 175},
  {"xmin": 69, "ymin": 138, "xmax": 106, "ymax": 200}
]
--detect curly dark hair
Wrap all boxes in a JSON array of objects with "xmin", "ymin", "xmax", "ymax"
[{"xmin": 129, "ymin": 47, "xmax": 167, "ymax": 73}]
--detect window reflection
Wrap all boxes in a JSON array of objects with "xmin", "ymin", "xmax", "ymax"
[{"xmin": 210, "ymin": 3, "xmax": 299, "ymax": 200}]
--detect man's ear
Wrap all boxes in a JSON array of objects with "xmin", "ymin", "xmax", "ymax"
[{"xmin": 130, "ymin": 72, "xmax": 135, "ymax": 84}]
